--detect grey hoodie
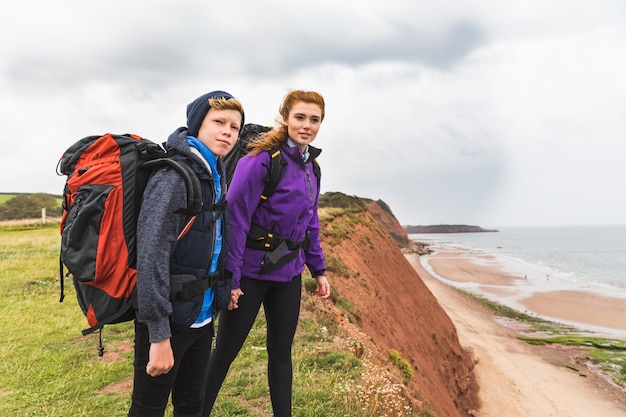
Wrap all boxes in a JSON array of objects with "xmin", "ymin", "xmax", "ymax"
[{"xmin": 135, "ymin": 127, "xmax": 218, "ymax": 343}]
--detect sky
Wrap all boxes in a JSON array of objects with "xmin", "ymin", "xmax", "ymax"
[{"xmin": 1, "ymin": 0, "xmax": 625, "ymax": 227}]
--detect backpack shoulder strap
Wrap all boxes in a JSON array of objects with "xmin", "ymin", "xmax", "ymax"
[
  {"xmin": 311, "ymin": 158, "xmax": 321, "ymax": 183},
  {"xmin": 260, "ymin": 148, "xmax": 285, "ymax": 203},
  {"xmin": 142, "ymin": 157, "xmax": 203, "ymax": 214},
  {"xmin": 258, "ymin": 149, "xmax": 320, "ymax": 203}
]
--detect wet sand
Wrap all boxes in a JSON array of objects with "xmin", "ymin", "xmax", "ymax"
[{"xmin": 405, "ymin": 252, "xmax": 626, "ymax": 417}]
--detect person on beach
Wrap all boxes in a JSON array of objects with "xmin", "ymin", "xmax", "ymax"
[
  {"xmin": 203, "ymin": 90, "xmax": 331, "ymax": 416},
  {"xmin": 128, "ymin": 91, "xmax": 244, "ymax": 417}
]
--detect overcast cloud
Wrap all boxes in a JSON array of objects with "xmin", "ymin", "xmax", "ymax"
[{"xmin": 1, "ymin": 0, "xmax": 625, "ymax": 227}]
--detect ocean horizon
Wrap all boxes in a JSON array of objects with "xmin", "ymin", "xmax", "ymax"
[{"xmin": 410, "ymin": 224, "xmax": 626, "ymax": 313}]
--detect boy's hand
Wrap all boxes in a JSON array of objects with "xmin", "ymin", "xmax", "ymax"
[{"xmin": 146, "ymin": 338, "xmax": 174, "ymax": 377}]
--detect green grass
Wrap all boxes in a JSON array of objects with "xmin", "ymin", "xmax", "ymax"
[
  {"xmin": 389, "ymin": 349, "xmax": 414, "ymax": 384},
  {"xmin": 0, "ymin": 193, "xmax": 18, "ymax": 204},
  {"xmin": 0, "ymin": 226, "xmax": 423, "ymax": 417},
  {"xmin": 0, "ymin": 225, "xmax": 134, "ymax": 416}
]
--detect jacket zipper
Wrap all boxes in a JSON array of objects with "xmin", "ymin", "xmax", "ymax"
[{"xmin": 306, "ymin": 167, "xmax": 313, "ymax": 199}]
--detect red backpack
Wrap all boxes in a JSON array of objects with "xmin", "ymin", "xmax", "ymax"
[{"xmin": 57, "ymin": 133, "xmax": 201, "ymax": 354}]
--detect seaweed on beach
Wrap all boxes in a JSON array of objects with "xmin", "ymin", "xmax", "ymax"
[
  {"xmin": 519, "ymin": 336, "xmax": 626, "ymax": 350},
  {"xmin": 519, "ymin": 336, "xmax": 626, "ymax": 388},
  {"xmin": 459, "ymin": 287, "xmax": 626, "ymax": 389},
  {"xmin": 457, "ymin": 289, "xmax": 577, "ymax": 331}
]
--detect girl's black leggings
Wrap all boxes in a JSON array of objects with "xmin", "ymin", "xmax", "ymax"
[{"xmin": 203, "ymin": 274, "xmax": 302, "ymax": 417}]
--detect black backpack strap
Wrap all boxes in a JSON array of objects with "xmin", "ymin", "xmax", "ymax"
[
  {"xmin": 259, "ymin": 148, "xmax": 319, "ymax": 204},
  {"xmin": 261, "ymin": 244, "xmax": 303, "ymax": 273},
  {"xmin": 311, "ymin": 158, "xmax": 321, "ymax": 185},
  {"xmin": 170, "ymin": 269, "xmax": 224, "ymax": 302},
  {"xmin": 81, "ymin": 291, "xmax": 137, "ymax": 337},
  {"xmin": 142, "ymin": 157, "xmax": 203, "ymax": 214},
  {"xmin": 59, "ymin": 258, "xmax": 65, "ymax": 302},
  {"xmin": 246, "ymin": 224, "xmax": 310, "ymax": 272},
  {"xmin": 260, "ymin": 148, "xmax": 285, "ymax": 203}
]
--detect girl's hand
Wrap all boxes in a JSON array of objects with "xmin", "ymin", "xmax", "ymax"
[
  {"xmin": 228, "ymin": 288, "xmax": 244, "ymax": 310},
  {"xmin": 314, "ymin": 275, "xmax": 330, "ymax": 299}
]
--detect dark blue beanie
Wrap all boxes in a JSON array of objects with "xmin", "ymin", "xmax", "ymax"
[{"xmin": 186, "ymin": 90, "xmax": 244, "ymax": 137}]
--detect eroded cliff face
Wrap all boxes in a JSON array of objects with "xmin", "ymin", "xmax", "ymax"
[
  {"xmin": 363, "ymin": 199, "xmax": 411, "ymax": 248},
  {"xmin": 319, "ymin": 204, "xmax": 478, "ymax": 417}
]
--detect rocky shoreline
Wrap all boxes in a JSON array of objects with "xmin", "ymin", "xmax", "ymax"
[{"xmin": 403, "ymin": 224, "xmax": 499, "ymax": 234}]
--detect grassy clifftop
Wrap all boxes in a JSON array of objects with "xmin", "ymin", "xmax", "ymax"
[{"xmin": 0, "ymin": 194, "xmax": 477, "ymax": 416}]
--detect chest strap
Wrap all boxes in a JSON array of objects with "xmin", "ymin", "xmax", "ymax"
[
  {"xmin": 169, "ymin": 268, "xmax": 225, "ymax": 302},
  {"xmin": 246, "ymin": 224, "xmax": 310, "ymax": 272}
]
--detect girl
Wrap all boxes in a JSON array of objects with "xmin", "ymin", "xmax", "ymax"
[{"xmin": 204, "ymin": 90, "xmax": 330, "ymax": 417}]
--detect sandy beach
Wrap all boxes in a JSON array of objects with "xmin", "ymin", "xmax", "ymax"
[
  {"xmin": 425, "ymin": 250, "xmax": 626, "ymax": 338},
  {"xmin": 405, "ymin": 252, "xmax": 626, "ymax": 417}
]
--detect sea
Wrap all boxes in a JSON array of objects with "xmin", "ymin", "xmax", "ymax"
[{"xmin": 409, "ymin": 224, "xmax": 626, "ymax": 305}]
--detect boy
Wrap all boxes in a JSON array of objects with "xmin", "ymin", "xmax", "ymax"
[{"xmin": 128, "ymin": 91, "xmax": 244, "ymax": 417}]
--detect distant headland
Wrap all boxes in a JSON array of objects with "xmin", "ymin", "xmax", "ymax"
[{"xmin": 403, "ymin": 224, "xmax": 499, "ymax": 234}]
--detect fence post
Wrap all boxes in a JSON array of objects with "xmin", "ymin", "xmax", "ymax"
[{"xmin": 42, "ymin": 208, "xmax": 46, "ymax": 225}]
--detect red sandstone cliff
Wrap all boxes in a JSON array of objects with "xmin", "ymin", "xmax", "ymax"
[{"xmin": 318, "ymin": 193, "xmax": 478, "ymax": 416}]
